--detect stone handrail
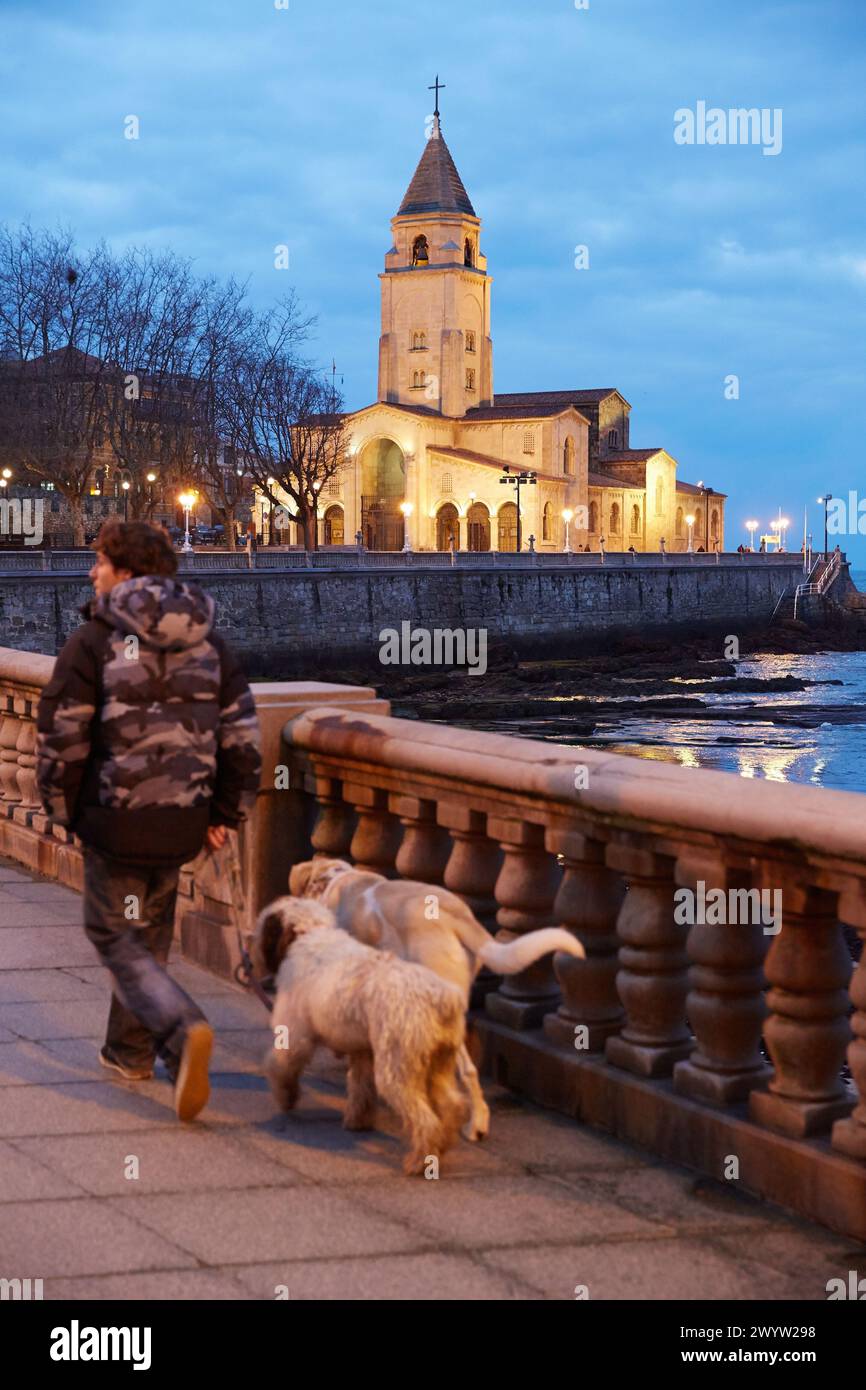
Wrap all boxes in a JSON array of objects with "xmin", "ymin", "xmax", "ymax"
[
  {"xmin": 282, "ymin": 703, "xmax": 866, "ymax": 1240},
  {"xmin": 0, "ymin": 548, "xmax": 803, "ymax": 576}
]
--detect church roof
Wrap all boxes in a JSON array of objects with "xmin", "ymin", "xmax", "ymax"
[
  {"xmin": 429, "ymin": 445, "xmax": 562, "ymax": 483},
  {"xmin": 465, "ymin": 402, "xmax": 591, "ymax": 424},
  {"xmin": 677, "ymin": 480, "xmax": 728, "ymax": 498},
  {"xmin": 492, "ymin": 388, "xmax": 630, "ymax": 410},
  {"xmin": 398, "ymin": 123, "xmax": 476, "ymax": 218},
  {"xmin": 589, "ymin": 470, "xmax": 645, "ymax": 490}
]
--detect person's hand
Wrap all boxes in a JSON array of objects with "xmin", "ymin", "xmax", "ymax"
[{"xmin": 205, "ymin": 825, "xmax": 228, "ymax": 854}]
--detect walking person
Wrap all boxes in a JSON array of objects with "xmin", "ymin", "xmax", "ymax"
[{"xmin": 36, "ymin": 520, "xmax": 262, "ymax": 1121}]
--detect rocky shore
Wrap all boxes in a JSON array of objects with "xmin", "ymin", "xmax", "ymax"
[{"xmin": 331, "ymin": 615, "xmax": 866, "ymax": 740}]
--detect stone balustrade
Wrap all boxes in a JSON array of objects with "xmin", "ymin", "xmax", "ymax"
[
  {"xmin": 281, "ymin": 704, "xmax": 866, "ymax": 1241},
  {"xmin": 1, "ymin": 642, "xmax": 863, "ymax": 1241}
]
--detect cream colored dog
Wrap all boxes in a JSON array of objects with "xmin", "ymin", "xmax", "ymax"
[
  {"xmin": 288, "ymin": 857, "xmax": 586, "ymax": 1141},
  {"xmin": 250, "ymin": 896, "xmax": 467, "ymax": 1176}
]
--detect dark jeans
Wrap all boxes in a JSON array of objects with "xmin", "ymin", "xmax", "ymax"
[{"xmin": 83, "ymin": 849, "xmax": 207, "ymax": 1080}]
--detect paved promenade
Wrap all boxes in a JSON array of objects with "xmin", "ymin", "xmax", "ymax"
[{"xmin": 0, "ymin": 855, "xmax": 856, "ymax": 1301}]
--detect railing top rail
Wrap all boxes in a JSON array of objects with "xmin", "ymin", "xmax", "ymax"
[
  {"xmin": 0, "ymin": 645, "xmax": 56, "ymax": 689},
  {"xmin": 284, "ymin": 705, "xmax": 866, "ymax": 870}
]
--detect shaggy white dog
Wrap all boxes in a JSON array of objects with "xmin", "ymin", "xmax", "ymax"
[
  {"xmin": 288, "ymin": 857, "xmax": 586, "ymax": 1140},
  {"xmin": 250, "ymin": 896, "xmax": 467, "ymax": 1176}
]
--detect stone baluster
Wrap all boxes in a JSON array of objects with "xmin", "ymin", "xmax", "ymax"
[
  {"xmin": 309, "ymin": 774, "xmax": 356, "ymax": 861},
  {"xmin": 750, "ymin": 876, "xmax": 853, "ymax": 1137},
  {"xmin": 346, "ymin": 782, "xmax": 402, "ymax": 877},
  {"xmin": 391, "ymin": 795, "xmax": 452, "ymax": 884},
  {"xmin": 672, "ymin": 851, "xmax": 772, "ymax": 1105},
  {"xmin": 14, "ymin": 697, "xmax": 40, "ymax": 820},
  {"xmin": 438, "ymin": 803, "xmax": 502, "ymax": 930},
  {"xmin": 0, "ymin": 705, "xmax": 23, "ymax": 808},
  {"xmin": 833, "ymin": 885, "xmax": 866, "ymax": 1159},
  {"xmin": 604, "ymin": 843, "xmax": 691, "ymax": 1077},
  {"xmin": 485, "ymin": 817, "xmax": 562, "ymax": 1029},
  {"xmin": 543, "ymin": 829, "xmax": 625, "ymax": 1053}
]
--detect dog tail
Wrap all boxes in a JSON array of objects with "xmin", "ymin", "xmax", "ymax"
[{"xmin": 478, "ymin": 928, "xmax": 585, "ymax": 976}]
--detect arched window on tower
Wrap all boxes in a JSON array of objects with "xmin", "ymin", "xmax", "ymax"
[
  {"xmin": 631, "ymin": 503, "xmax": 641, "ymax": 535},
  {"xmin": 412, "ymin": 235, "xmax": 429, "ymax": 266},
  {"xmin": 563, "ymin": 437, "xmax": 575, "ymax": 476},
  {"xmin": 542, "ymin": 501, "xmax": 553, "ymax": 541},
  {"xmin": 589, "ymin": 499, "xmax": 599, "ymax": 533},
  {"xmin": 655, "ymin": 478, "xmax": 664, "ymax": 517},
  {"xmin": 608, "ymin": 429, "xmax": 619, "ymax": 450},
  {"xmin": 675, "ymin": 506, "xmax": 684, "ymax": 537},
  {"xmin": 464, "ymin": 238, "xmax": 475, "ymax": 267},
  {"xmin": 610, "ymin": 502, "xmax": 621, "ymax": 534}
]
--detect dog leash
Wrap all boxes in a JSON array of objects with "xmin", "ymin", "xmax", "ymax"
[{"xmin": 225, "ymin": 831, "xmax": 274, "ymax": 1014}]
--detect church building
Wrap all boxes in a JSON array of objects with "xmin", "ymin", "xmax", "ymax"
[{"xmin": 321, "ymin": 104, "xmax": 725, "ymax": 555}]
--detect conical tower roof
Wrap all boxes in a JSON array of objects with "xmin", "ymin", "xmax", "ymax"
[{"xmin": 397, "ymin": 119, "xmax": 476, "ymax": 218}]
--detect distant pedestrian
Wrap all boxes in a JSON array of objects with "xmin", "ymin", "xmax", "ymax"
[
  {"xmin": 36, "ymin": 521, "xmax": 261, "ymax": 1121},
  {"xmin": 759, "ymin": 538, "xmax": 767, "ymax": 553}
]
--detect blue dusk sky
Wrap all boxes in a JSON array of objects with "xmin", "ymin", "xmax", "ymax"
[{"xmin": 1, "ymin": 0, "xmax": 864, "ymax": 556}]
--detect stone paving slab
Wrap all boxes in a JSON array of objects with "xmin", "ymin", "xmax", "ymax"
[
  {"xmin": 478, "ymin": 1236, "xmax": 810, "ymax": 1302},
  {"xmin": 0, "ymin": 999, "xmax": 106, "ymax": 1040},
  {"xmin": 45, "ymin": 1270, "xmax": 258, "ymax": 1301},
  {"xmin": 0, "ymin": 1137, "xmax": 89, "ymax": 1201},
  {"xmin": 0, "ymin": 1039, "xmax": 107, "ymax": 1087},
  {"xmin": 0, "ymin": 926, "xmax": 98, "ymax": 969},
  {"xmin": 106, "ymin": 1188, "xmax": 436, "ymax": 1265},
  {"xmin": 229, "ymin": 1252, "xmax": 541, "ymax": 1301},
  {"xmin": 12, "ymin": 1127, "xmax": 306, "ymax": 1198},
  {"xmin": 0, "ymin": 898, "xmax": 83, "ymax": 927},
  {"xmin": 0, "ymin": 967, "xmax": 106, "ymax": 1003},
  {"xmin": 0, "ymin": 1197, "xmax": 197, "ymax": 1277}
]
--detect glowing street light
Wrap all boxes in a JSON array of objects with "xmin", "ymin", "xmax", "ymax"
[
  {"xmin": 817, "ymin": 494, "xmax": 833, "ymax": 559},
  {"xmin": 746, "ymin": 519, "xmax": 759, "ymax": 551},
  {"xmin": 121, "ymin": 477, "xmax": 131, "ymax": 521},
  {"xmin": 686, "ymin": 513, "xmax": 696, "ymax": 553},
  {"xmin": 562, "ymin": 507, "xmax": 574, "ymax": 554},
  {"xmin": 178, "ymin": 491, "xmax": 196, "ymax": 552},
  {"xmin": 400, "ymin": 500, "xmax": 414, "ymax": 552}
]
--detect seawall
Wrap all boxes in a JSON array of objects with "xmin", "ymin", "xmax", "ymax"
[{"xmin": 0, "ymin": 558, "xmax": 805, "ymax": 676}]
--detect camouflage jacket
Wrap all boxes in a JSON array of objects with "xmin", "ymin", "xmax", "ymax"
[{"xmin": 36, "ymin": 576, "xmax": 262, "ymax": 865}]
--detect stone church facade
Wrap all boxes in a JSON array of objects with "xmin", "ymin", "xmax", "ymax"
[{"xmin": 322, "ymin": 112, "xmax": 725, "ymax": 554}]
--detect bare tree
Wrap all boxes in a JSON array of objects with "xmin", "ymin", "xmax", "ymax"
[
  {"xmin": 0, "ymin": 226, "xmax": 114, "ymax": 545},
  {"xmin": 227, "ymin": 303, "xmax": 345, "ymax": 551}
]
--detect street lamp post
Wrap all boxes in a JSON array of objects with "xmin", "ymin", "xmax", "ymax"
[
  {"xmin": 178, "ymin": 492, "xmax": 196, "ymax": 553},
  {"xmin": 817, "ymin": 494, "xmax": 833, "ymax": 560},
  {"xmin": 686, "ymin": 513, "xmax": 696, "ymax": 553},
  {"xmin": 746, "ymin": 519, "xmax": 759, "ymax": 552},
  {"xmin": 562, "ymin": 507, "xmax": 574, "ymax": 554},
  {"xmin": 499, "ymin": 465, "xmax": 537, "ymax": 552},
  {"xmin": 400, "ymin": 501, "xmax": 414, "ymax": 552},
  {"xmin": 121, "ymin": 478, "xmax": 130, "ymax": 521}
]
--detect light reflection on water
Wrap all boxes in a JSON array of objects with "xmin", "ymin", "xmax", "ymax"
[{"xmin": 480, "ymin": 649, "xmax": 866, "ymax": 794}]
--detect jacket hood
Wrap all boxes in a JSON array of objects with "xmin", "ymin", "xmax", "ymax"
[{"xmin": 96, "ymin": 576, "xmax": 216, "ymax": 652}]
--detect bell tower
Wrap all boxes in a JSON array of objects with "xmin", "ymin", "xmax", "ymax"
[{"xmin": 378, "ymin": 84, "xmax": 493, "ymax": 416}]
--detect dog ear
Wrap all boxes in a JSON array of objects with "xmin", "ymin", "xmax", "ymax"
[
  {"xmin": 257, "ymin": 910, "xmax": 294, "ymax": 976},
  {"xmin": 288, "ymin": 861, "xmax": 313, "ymax": 897}
]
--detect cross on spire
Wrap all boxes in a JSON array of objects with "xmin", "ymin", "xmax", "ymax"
[{"xmin": 428, "ymin": 74, "xmax": 446, "ymax": 118}]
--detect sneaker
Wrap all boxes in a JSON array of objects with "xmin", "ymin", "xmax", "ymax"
[
  {"xmin": 174, "ymin": 1021, "xmax": 213, "ymax": 1122},
  {"xmin": 99, "ymin": 1048, "xmax": 154, "ymax": 1081}
]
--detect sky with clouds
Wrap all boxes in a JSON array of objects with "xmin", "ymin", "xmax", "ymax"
[{"xmin": 1, "ymin": 0, "xmax": 864, "ymax": 555}]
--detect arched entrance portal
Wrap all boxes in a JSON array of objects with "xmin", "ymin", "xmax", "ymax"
[
  {"xmin": 360, "ymin": 438, "xmax": 406, "ymax": 551},
  {"xmin": 436, "ymin": 503, "xmax": 459, "ymax": 551},
  {"xmin": 497, "ymin": 502, "xmax": 518, "ymax": 552},
  {"xmin": 323, "ymin": 505, "xmax": 344, "ymax": 546},
  {"xmin": 467, "ymin": 501, "xmax": 491, "ymax": 551}
]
